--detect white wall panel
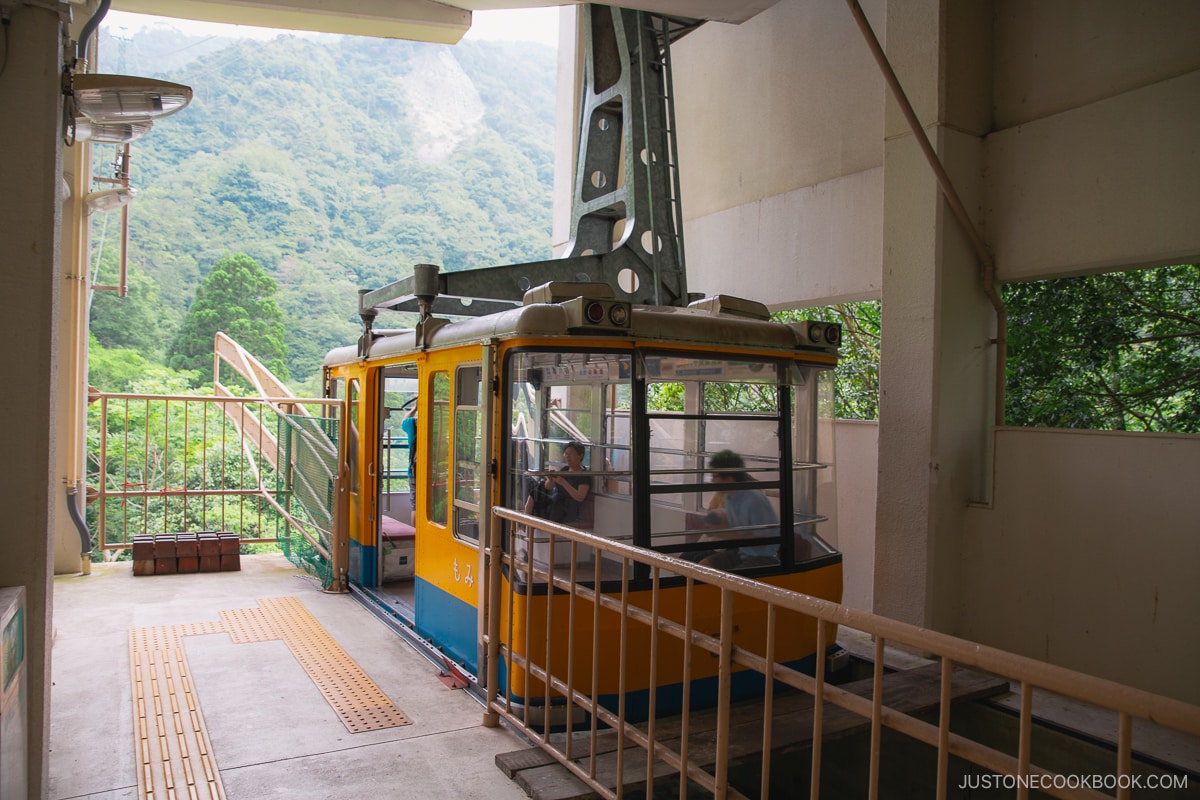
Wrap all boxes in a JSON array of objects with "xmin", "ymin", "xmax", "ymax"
[
  {"xmin": 986, "ymin": 71, "xmax": 1200, "ymax": 282},
  {"xmin": 835, "ymin": 420, "xmax": 878, "ymax": 612},
  {"xmin": 684, "ymin": 168, "xmax": 882, "ymax": 307},
  {"xmin": 672, "ymin": 0, "xmax": 884, "ymax": 220},
  {"xmin": 962, "ymin": 428, "xmax": 1200, "ymax": 704},
  {"xmin": 993, "ymin": 0, "xmax": 1200, "ymax": 129}
]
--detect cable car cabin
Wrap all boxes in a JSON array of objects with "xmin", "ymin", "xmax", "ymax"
[{"xmin": 323, "ymin": 282, "xmax": 843, "ymax": 720}]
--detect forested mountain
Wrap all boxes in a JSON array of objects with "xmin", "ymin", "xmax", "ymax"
[{"xmin": 89, "ymin": 25, "xmax": 556, "ymax": 387}]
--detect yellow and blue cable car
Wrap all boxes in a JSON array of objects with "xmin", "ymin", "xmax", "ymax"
[{"xmin": 323, "ymin": 267, "xmax": 843, "ymax": 718}]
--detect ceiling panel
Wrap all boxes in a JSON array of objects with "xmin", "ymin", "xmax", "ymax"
[{"xmin": 109, "ymin": 0, "xmax": 782, "ymax": 42}]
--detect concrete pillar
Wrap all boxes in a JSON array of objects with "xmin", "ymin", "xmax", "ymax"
[
  {"xmin": 0, "ymin": 3, "xmax": 66, "ymax": 796},
  {"xmin": 872, "ymin": 0, "xmax": 995, "ymax": 632}
]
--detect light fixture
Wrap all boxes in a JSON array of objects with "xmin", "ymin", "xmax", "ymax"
[
  {"xmin": 85, "ymin": 186, "xmax": 138, "ymax": 213},
  {"xmin": 73, "ymin": 118, "xmax": 154, "ymax": 144},
  {"xmin": 71, "ymin": 74, "xmax": 193, "ymax": 124}
]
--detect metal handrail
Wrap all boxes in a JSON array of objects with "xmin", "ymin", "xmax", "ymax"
[
  {"xmin": 484, "ymin": 507, "xmax": 1200, "ymax": 800},
  {"xmin": 89, "ymin": 392, "xmax": 342, "ymax": 554}
]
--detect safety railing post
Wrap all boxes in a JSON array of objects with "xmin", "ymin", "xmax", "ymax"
[
  {"xmin": 542, "ymin": 531, "xmax": 555, "ymax": 745},
  {"xmin": 868, "ymin": 636, "xmax": 884, "ymax": 800},
  {"xmin": 679, "ymin": 576, "xmax": 694, "ymax": 800},
  {"xmin": 715, "ymin": 587, "xmax": 733, "ymax": 800},
  {"xmin": 97, "ymin": 394, "xmax": 109, "ymax": 546},
  {"xmin": 1018, "ymin": 680, "xmax": 1032, "ymax": 800},
  {"xmin": 482, "ymin": 510, "xmax": 503, "ymax": 727},
  {"xmin": 936, "ymin": 657, "xmax": 953, "ymax": 800},
  {"xmin": 760, "ymin": 603, "xmax": 777, "ymax": 800},
  {"xmin": 1116, "ymin": 712, "xmax": 1132, "ymax": 800},
  {"xmin": 646, "ymin": 566, "xmax": 661, "ymax": 792},
  {"xmin": 810, "ymin": 614, "xmax": 826, "ymax": 799},
  {"xmin": 616, "ymin": 556, "xmax": 630, "ymax": 798}
]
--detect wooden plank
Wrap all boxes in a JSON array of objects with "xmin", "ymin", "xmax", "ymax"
[
  {"xmin": 496, "ymin": 746, "xmax": 560, "ymax": 777},
  {"xmin": 515, "ymin": 764, "xmax": 600, "ymax": 800},
  {"xmin": 497, "ymin": 733, "xmax": 624, "ymax": 777},
  {"xmin": 497, "ymin": 663, "xmax": 1010, "ymax": 800},
  {"xmin": 499, "ymin": 731, "xmax": 627, "ymax": 800}
]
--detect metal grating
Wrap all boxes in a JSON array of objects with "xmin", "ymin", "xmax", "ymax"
[{"xmin": 130, "ymin": 597, "xmax": 410, "ymax": 800}]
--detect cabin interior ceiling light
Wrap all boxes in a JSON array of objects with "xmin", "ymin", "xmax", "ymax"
[
  {"xmin": 71, "ymin": 74, "xmax": 193, "ymax": 124},
  {"xmin": 85, "ymin": 186, "xmax": 137, "ymax": 213}
]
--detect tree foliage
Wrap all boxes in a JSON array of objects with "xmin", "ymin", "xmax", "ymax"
[
  {"xmin": 1003, "ymin": 264, "xmax": 1200, "ymax": 432},
  {"xmin": 89, "ymin": 254, "xmax": 166, "ymax": 357},
  {"xmin": 168, "ymin": 253, "xmax": 289, "ymax": 381},
  {"xmin": 773, "ymin": 302, "xmax": 881, "ymax": 421},
  {"xmin": 93, "ymin": 25, "xmax": 556, "ymax": 384},
  {"xmin": 89, "ymin": 336, "xmax": 199, "ymax": 393}
]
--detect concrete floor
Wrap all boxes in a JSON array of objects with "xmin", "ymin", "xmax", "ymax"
[{"xmin": 48, "ymin": 554, "xmax": 532, "ymax": 800}]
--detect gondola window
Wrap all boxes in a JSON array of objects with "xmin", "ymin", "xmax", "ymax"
[
  {"xmin": 429, "ymin": 371, "xmax": 451, "ymax": 526},
  {"xmin": 454, "ymin": 365, "xmax": 483, "ymax": 543}
]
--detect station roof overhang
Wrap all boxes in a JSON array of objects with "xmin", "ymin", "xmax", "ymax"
[{"xmin": 107, "ymin": 0, "xmax": 781, "ymax": 44}]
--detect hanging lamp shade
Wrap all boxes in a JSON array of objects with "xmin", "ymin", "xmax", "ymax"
[
  {"xmin": 72, "ymin": 74, "xmax": 193, "ymax": 124},
  {"xmin": 73, "ymin": 117, "xmax": 154, "ymax": 144},
  {"xmin": 85, "ymin": 186, "xmax": 138, "ymax": 213}
]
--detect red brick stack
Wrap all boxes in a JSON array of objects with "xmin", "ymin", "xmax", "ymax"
[{"xmin": 132, "ymin": 532, "xmax": 241, "ymax": 576}]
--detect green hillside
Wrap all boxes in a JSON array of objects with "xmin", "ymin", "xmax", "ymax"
[{"xmin": 89, "ymin": 26, "xmax": 557, "ymax": 386}]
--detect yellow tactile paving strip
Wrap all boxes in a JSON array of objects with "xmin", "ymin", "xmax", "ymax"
[
  {"xmin": 130, "ymin": 622, "xmax": 227, "ymax": 800},
  {"xmin": 129, "ymin": 597, "xmax": 410, "ymax": 800},
  {"xmin": 221, "ymin": 597, "xmax": 412, "ymax": 732}
]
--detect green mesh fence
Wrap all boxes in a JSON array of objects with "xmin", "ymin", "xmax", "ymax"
[{"xmin": 275, "ymin": 412, "xmax": 338, "ymax": 587}]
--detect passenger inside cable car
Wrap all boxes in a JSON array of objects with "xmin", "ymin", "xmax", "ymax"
[
  {"xmin": 523, "ymin": 440, "xmax": 593, "ymax": 527},
  {"xmin": 685, "ymin": 449, "xmax": 781, "ymax": 570}
]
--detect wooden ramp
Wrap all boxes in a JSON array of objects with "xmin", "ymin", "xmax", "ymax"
[{"xmin": 495, "ymin": 663, "xmax": 1009, "ymax": 800}]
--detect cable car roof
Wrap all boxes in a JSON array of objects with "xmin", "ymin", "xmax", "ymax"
[{"xmin": 324, "ymin": 298, "xmax": 838, "ymax": 368}]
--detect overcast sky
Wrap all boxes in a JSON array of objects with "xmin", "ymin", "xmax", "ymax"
[{"xmin": 102, "ymin": 6, "xmax": 560, "ymax": 47}]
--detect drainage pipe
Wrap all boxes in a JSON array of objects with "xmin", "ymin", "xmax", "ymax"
[
  {"xmin": 843, "ymin": 0, "xmax": 1007, "ymax": 426},
  {"xmin": 66, "ymin": 484, "xmax": 93, "ymax": 575},
  {"xmin": 76, "ymin": 0, "xmax": 111, "ymax": 64}
]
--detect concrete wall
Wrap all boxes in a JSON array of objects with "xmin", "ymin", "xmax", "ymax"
[
  {"xmin": 681, "ymin": 169, "xmax": 882, "ymax": 307},
  {"xmin": 835, "ymin": 420, "xmax": 878, "ymax": 612},
  {"xmin": 986, "ymin": 2, "xmax": 1200, "ymax": 280},
  {"xmin": 672, "ymin": 0, "xmax": 884, "ymax": 219},
  {"xmin": 963, "ymin": 429, "xmax": 1200, "ymax": 704}
]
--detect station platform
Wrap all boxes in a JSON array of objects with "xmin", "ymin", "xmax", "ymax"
[{"xmin": 48, "ymin": 553, "xmax": 531, "ymax": 800}]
